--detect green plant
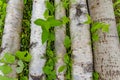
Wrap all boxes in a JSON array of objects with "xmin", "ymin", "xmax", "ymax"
[
  {"xmin": 15, "ymin": 51, "xmax": 31, "ymax": 80},
  {"xmin": 84, "ymin": 14, "xmax": 109, "ymax": 80},
  {"xmin": 113, "ymin": 0, "xmax": 120, "ymax": 19},
  {"xmin": 34, "ymin": 0, "xmax": 71, "ymax": 79},
  {"xmin": 84, "ymin": 14, "xmax": 109, "ymax": 42},
  {"xmin": 21, "ymin": 0, "xmax": 32, "ymax": 51},
  {"xmin": 113, "ymin": 0, "xmax": 120, "ymax": 39},
  {"xmin": 35, "ymin": 1, "xmax": 60, "ymax": 79},
  {"xmin": 64, "ymin": 35, "xmax": 71, "ymax": 49},
  {"xmin": 63, "ymin": 51, "xmax": 72, "ymax": 79},
  {"xmin": 0, "ymin": 0, "xmax": 7, "ymax": 45},
  {"xmin": 19, "ymin": 0, "xmax": 32, "ymax": 79},
  {"xmin": 56, "ymin": 35, "xmax": 72, "ymax": 79},
  {"xmin": 62, "ymin": 0, "xmax": 75, "ymax": 9},
  {"xmin": 62, "ymin": 0, "xmax": 73, "ymax": 79},
  {"xmin": 35, "ymin": 16, "xmax": 63, "ymax": 44},
  {"xmin": 0, "ymin": 76, "xmax": 17, "ymax": 80},
  {"xmin": 93, "ymin": 72, "xmax": 99, "ymax": 80},
  {"xmin": 0, "ymin": 51, "xmax": 31, "ymax": 80},
  {"xmin": 62, "ymin": 0, "xmax": 70, "ymax": 9}
]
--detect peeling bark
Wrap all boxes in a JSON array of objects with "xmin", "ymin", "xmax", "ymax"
[
  {"xmin": 69, "ymin": 0, "xmax": 93, "ymax": 80},
  {"xmin": 0, "ymin": 0, "xmax": 24, "ymax": 78},
  {"xmin": 55, "ymin": 0, "xmax": 66, "ymax": 79},
  {"xmin": 29, "ymin": 0, "xmax": 46, "ymax": 80},
  {"xmin": 88, "ymin": 0, "xmax": 120, "ymax": 79}
]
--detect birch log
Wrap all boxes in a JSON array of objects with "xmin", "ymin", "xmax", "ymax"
[
  {"xmin": 55, "ymin": 0, "xmax": 66, "ymax": 79},
  {"xmin": 88, "ymin": 0, "xmax": 120, "ymax": 79},
  {"xmin": 29, "ymin": 0, "xmax": 46, "ymax": 80},
  {"xmin": 0, "ymin": 0, "xmax": 24, "ymax": 78},
  {"xmin": 69, "ymin": 0, "xmax": 93, "ymax": 79}
]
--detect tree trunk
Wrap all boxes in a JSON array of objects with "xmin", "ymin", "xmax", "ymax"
[
  {"xmin": 69, "ymin": 0, "xmax": 93, "ymax": 79},
  {"xmin": 88, "ymin": 0, "xmax": 120, "ymax": 79},
  {"xmin": 29, "ymin": 0, "xmax": 46, "ymax": 80},
  {"xmin": 0, "ymin": 0, "xmax": 24, "ymax": 78},
  {"xmin": 55, "ymin": 0, "xmax": 66, "ymax": 79}
]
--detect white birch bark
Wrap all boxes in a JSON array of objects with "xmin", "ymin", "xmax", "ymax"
[
  {"xmin": 88, "ymin": 0, "xmax": 120, "ymax": 79},
  {"xmin": 29, "ymin": 0, "xmax": 46, "ymax": 80},
  {"xmin": 69, "ymin": 0, "xmax": 93, "ymax": 80},
  {"xmin": 0, "ymin": 0, "xmax": 24, "ymax": 78},
  {"xmin": 55, "ymin": 0, "xmax": 66, "ymax": 79}
]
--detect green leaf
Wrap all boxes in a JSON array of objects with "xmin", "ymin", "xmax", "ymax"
[
  {"xmin": 91, "ymin": 22, "xmax": 102, "ymax": 33},
  {"xmin": 34, "ymin": 19, "xmax": 51, "ymax": 31},
  {"xmin": 101, "ymin": 23, "xmax": 109, "ymax": 32},
  {"xmin": 47, "ymin": 70, "xmax": 56, "ymax": 79},
  {"xmin": 0, "ymin": 76, "xmax": 17, "ymax": 80},
  {"xmin": 62, "ymin": 16, "xmax": 69, "ymax": 24},
  {"xmin": 44, "ymin": 9, "xmax": 49, "ymax": 19},
  {"xmin": 64, "ymin": 54, "xmax": 69, "ymax": 64},
  {"xmin": 0, "ymin": 65, "xmax": 12, "ymax": 74},
  {"xmin": 20, "ymin": 76, "xmax": 28, "ymax": 80},
  {"xmin": 24, "ymin": 0, "xmax": 27, "ymax": 4},
  {"xmin": 66, "ymin": 71, "xmax": 71, "ymax": 79},
  {"xmin": 15, "ymin": 51, "xmax": 31, "ymax": 62},
  {"xmin": 84, "ymin": 14, "xmax": 92, "ymax": 24},
  {"xmin": 2, "ymin": 3, "xmax": 6, "ymax": 10},
  {"xmin": 43, "ymin": 66, "xmax": 52, "ymax": 74},
  {"xmin": 92, "ymin": 33, "xmax": 99, "ymax": 42},
  {"xmin": 62, "ymin": 0, "xmax": 70, "ymax": 9},
  {"xmin": 47, "ymin": 17, "xmax": 62, "ymax": 26},
  {"xmin": 93, "ymin": 72, "xmax": 99, "ymax": 80},
  {"xmin": 16, "ymin": 60, "xmax": 24, "ymax": 73},
  {"xmin": 117, "ymin": 23, "xmax": 120, "ymax": 37},
  {"xmin": 91, "ymin": 22, "xmax": 109, "ymax": 33},
  {"xmin": 113, "ymin": 0, "xmax": 120, "ymax": 7},
  {"xmin": 0, "ymin": 1, "xmax": 2, "ymax": 6},
  {"xmin": 44, "ymin": 21, "xmax": 51, "ymax": 31},
  {"xmin": 42, "ymin": 30, "xmax": 49, "ymax": 44},
  {"xmin": 34, "ymin": 19, "xmax": 46, "ymax": 27},
  {"xmin": 46, "ymin": 59, "xmax": 54, "ymax": 66},
  {"xmin": 49, "ymin": 32, "xmax": 55, "ymax": 41},
  {"xmin": 47, "ymin": 50, "xmax": 54, "ymax": 57},
  {"xmin": 45, "ymin": 1, "xmax": 55, "ymax": 14},
  {"xmin": 58, "ymin": 65, "xmax": 66, "ymax": 73},
  {"xmin": 0, "ymin": 19, "xmax": 3, "ymax": 26},
  {"xmin": 64, "ymin": 36, "xmax": 71, "ymax": 49},
  {"xmin": 0, "ymin": 53, "xmax": 15, "ymax": 64}
]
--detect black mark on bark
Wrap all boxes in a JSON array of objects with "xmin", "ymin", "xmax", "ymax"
[
  {"xmin": 77, "ymin": 23, "xmax": 82, "ymax": 26},
  {"xmin": 0, "ymin": 47, "xmax": 6, "ymax": 54},
  {"xmin": 84, "ymin": 63, "xmax": 93, "ymax": 73},
  {"xmin": 29, "ymin": 42, "xmax": 37, "ymax": 49},
  {"xmin": 30, "ymin": 74, "xmax": 44, "ymax": 80},
  {"xmin": 94, "ymin": 18, "xmax": 115, "ymax": 22},
  {"xmin": 75, "ymin": 4, "xmax": 82, "ymax": 17}
]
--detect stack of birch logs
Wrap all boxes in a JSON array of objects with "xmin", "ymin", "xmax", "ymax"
[{"xmin": 0, "ymin": 0, "xmax": 120, "ymax": 80}]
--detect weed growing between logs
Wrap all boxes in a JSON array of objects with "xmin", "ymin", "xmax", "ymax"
[
  {"xmin": 84, "ymin": 15, "xmax": 109, "ymax": 80},
  {"xmin": 35, "ymin": 0, "xmax": 59, "ymax": 79},
  {"xmin": 63, "ymin": 0, "xmax": 72, "ymax": 79},
  {"xmin": 0, "ymin": 51, "xmax": 31, "ymax": 80},
  {"xmin": 84, "ymin": 14, "xmax": 109, "ymax": 42},
  {"xmin": 34, "ymin": 0, "xmax": 72, "ymax": 79},
  {"xmin": 113, "ymin": 0, "xmax": 120, "ymax": 39},
  {"xmin": 0, "ymin": 0, "xmax": 118, "ymax": 80},
  {"xmin": 19, "ymin": 0, "xmax": 32, "ymax": 79},
  {"xmin": 84, "ymin": 14, "xmax": 109, "ymax": 80},
  {"xmin": 0, "ymin": 0, "xmax": 6, "ymax": 46}
]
